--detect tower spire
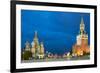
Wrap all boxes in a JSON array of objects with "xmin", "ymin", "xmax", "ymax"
[
  {"xmin": 33, "ymin": 30, "xmax": 39, "ymax": 44},
  {"xmin": 81, "ymin": 17, "xmax": 84, "ymax": 24},
  {"xmin": 80, "ymin": 17, "xmax": 85, "ymax": 35},
  {"xmin": 34, "ymin": 31, "xmax": 37, "ymax": 38}
]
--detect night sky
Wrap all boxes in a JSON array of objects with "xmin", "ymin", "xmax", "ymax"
[{"xmin": 21, "ymin": 9, "xmax": 90, "ymax": 55}]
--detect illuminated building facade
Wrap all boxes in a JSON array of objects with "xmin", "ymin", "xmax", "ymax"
[
  {"xmin": 72, "ymin": 17, "xmax": 90, "ymax": 56},
  {"xmin": 25, "ymin": 41, "xmax": 31, "ymax": 51},
  {"xmin": 31, "ymin": 31, "xmax": 45, "ymax": 59},
  {"xmin": 23, "ymin": 31, "xmax": 45, "ymax": 60}
]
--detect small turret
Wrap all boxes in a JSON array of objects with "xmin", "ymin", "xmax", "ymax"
[
  {"xmin": 25, "ymin": 41, "xmax": 31, "ymax": 51},
  {"xmin": 40, "ymin": 42, "xmax": 44, "ymax": 54}
]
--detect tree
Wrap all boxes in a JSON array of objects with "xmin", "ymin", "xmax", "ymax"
[{"xmin": 22, "ymin": 51, "xmax": 32, "ymax": 60}]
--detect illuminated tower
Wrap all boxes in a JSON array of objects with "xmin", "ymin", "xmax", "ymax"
[
  {"xmin": 38, "ymin": 42, "xmax": 45, "ymax": 59},
  {"xmin": 31, "ymin": 31, "xmax": 40, "ymax": 58},
  {"xmin": 72, "ymin": 17, "xmax": 90, "ymax": 56},
  {"xmin": 25, "ymin": 41, "xmax": 31, "ymax": 51},
  {"xmin": 40, "ymin": 42, "xmax": 44, "ymax": 54},
  {"xmin": 80, "ymin": 17, "xmax": 85, "ymax": 35},
  {"xmin": 77, "ymin": 17, "xmax": 88, "ymax": 46}
]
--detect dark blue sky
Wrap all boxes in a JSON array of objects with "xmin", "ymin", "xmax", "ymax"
[{"xmin": 21, "ymin": 9, "xmax": 90, "ymax": 55}]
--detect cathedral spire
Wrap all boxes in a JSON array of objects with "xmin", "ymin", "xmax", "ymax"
[
  {"xmin": 34, "ymin": 31, "xmax": 38, "ymax": 38},
  {"xmin": 33, "ymin": 31, "xmax": 39, "ymax": 45},
  {"xmin": 80, "ymin": 17, "xmax": 84, "ymax": 24}
]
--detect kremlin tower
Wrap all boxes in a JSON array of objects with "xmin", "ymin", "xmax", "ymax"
[{"xmin": 72, "ymin": 17, "xmax": 90, "ymax": 56}]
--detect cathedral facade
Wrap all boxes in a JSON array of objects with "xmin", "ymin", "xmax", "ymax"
[{"xmin": 23, "ymin": 31, "xmax": 45, "ymax": 60}]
